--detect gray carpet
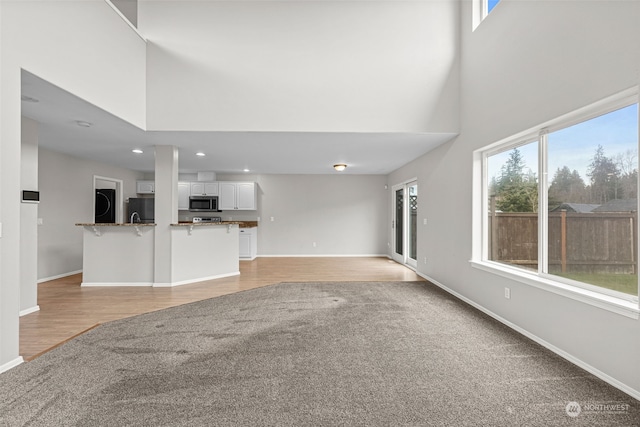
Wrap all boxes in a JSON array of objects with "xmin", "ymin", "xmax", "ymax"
[{"xmin": 0, "ymin": 281, "xmax": 638, "ymax": 426}]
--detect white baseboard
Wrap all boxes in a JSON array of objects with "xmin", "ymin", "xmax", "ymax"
[
  {"xmin": 257, "ymin": 254, "xmax": 389, "ymax": 258},
  {"xmin": 0, "ymin": 356, "xmax": 24, "ymax": 374},
  {"xmin": 154, "ymin": 271, "xmax": 241, "ymax": 287},
  {"xmin": 38, "ymin": 270, "xmax": 82, "ymax": 284},
  {"xmin": 19, "ymin": 305, "xmax": 40, "ymax": 317},
  {"xmin": 81, "ymin": 282, "xmax": 154, "ymax": 287},
  {"xmin": 417, "ymin": 271, "xmax": 640, "ymax": 401}
]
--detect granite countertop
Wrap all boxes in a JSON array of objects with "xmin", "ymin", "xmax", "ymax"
[
  {"xmin": 235, "ymin": 221, "xmax": 258, "ymax": 228},
  {"xmin": 76, "ymin": 223, "xmax": 157, "ymax": 227},
  {"xmin": 175, "ymin": 221, "xmax": 258, "ymax": 228},
  {"xmin": 171, "ymin": 221, "xmax": 242, "ymax": 227},
  {"xmin": 77, "ymin": 221, "xmax": 258, "ymax": 228}
]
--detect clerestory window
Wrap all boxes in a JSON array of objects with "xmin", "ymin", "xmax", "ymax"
[{"xmin": 473, "ymin": 0, "xmax": 501, "ymax": 30}]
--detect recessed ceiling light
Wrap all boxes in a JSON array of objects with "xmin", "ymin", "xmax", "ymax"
[
  {"xmin": 243, "ymin": 168, "xmax": 250, "ymax": 172},
  {"xmin": 333, "ymin": 163, "xmax": 347, "ymax": 172},
  {"xmin": 21, "ymin": 95, "xmax": 39, "ymax": 103},
  {"xmin": 132, "ymin": 149, "xmax": 143, "ymax": 154},
  {"xmin": 76, "ymin": 120, "xmax": 92, "ymax": 128},
  {"xmin": 196, "ymin": 152, "xmax": 206, "ymax": 157}
]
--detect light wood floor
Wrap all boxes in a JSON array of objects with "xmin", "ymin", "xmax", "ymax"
[{"xmin": 20, "ymin": 257, "xmax": 423, "ymax": 361}]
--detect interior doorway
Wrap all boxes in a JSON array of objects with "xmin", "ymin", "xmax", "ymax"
[
  {"xmin": 94, "ymin": 176, "xmax": 123, "ymax": 224},
  {"xmin": 392, "ymin": 180, "xmax": 418, "ymax": 268}
]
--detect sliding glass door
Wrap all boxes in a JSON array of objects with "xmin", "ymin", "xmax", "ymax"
[{"xmin": 392, "ymin": 181, "xmax": 418, "ymax": 268}]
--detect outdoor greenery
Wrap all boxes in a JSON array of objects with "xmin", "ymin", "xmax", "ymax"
[
  {"xmin": 490, "ymin": 145, "xmax": 638, "ymax": 212},
  {"xmin": 490, "ymin": 145, "xmax": 639, "ymax": 296},
  {"xmin": 555, "ymin": 272, "xmax": 638, "ymax": 296},
  {"xmin": 490, "ymin": 148, "xmax": 538, "ymax": 212}
]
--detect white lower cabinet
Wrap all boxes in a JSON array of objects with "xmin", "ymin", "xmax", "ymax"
[{"xmin": 239, "ymin": 227, "xmax": 257, "ymax": 260}]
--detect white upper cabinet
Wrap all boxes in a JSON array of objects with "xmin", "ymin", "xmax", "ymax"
[
  {"xmin": 178, "ymin": 182, "xmax": 190, "ymax": 210},
  {"xmin": 219, "ymin": 182, "xmax": 256, "ymax": 210},
  {"xmin": 218, "ymin": 182, "xmax": 236, "ymax": 210},
  {"xmin": 236, "ymin": 182, "xmax": 257, "ymax": 210},
  {"xmin": 136, "ymin": 181, "xmax": 155, "ymax": 194},
  {"xmin": 190, "ymin": 182, "xmax": 219, "ymax": 196}
]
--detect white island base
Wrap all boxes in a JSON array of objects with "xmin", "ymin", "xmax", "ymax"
[
  {"xmin": 166, "ymin": 223, "xmax": 240, "ymax": 287},
  {"xmin": 77, "ymin": 223, "xmax": 240, "ymax": 287}
]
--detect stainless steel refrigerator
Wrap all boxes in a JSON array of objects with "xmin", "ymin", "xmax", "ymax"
[{"xmin": 127, "ymin": 198, "xmax": 155, "ymax": 223}]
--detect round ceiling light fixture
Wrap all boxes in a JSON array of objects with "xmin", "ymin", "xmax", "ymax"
[
  {"xmin": 243, "ymin": 168, "xmax": 250, "ymax": 172},
  {"xmin": 196, "ymin": 152, "xmax": 206, "ymax": 157},
  {"xmin": 132, "ymin": 149, "xmax": 143, "ymax": 154},
  {"xmin": 333, "ymin": 163, "xmax": 347, "ymax": 172},
  {"xmin": 76, "ymin": 120, "xmax": 92, "ymax": 128}
]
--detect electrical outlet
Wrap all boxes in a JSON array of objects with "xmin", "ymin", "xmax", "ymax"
[
  {"xmin": 313, "ymin": 242, "xmax": 317, "ymax": 247},
  {"xmin": 504, "ymin": 287, "xmax": 511, "ymax": 299},
  {"xmin": 423, "ymin": 218, "xmax": 427, "ymax": 225},
  {"xmin": 270, "ymin": 216, "xmax": 274, "ymax": 222},
  {"xmin": 423, "ymin": 257, "xmax": 427, "ymax": 264},
  {"xmin": 37, "ymin": 218, "xmax": 43, "ymax": 225}
]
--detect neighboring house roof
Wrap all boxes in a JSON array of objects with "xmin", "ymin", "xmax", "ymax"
[
  {"xmin": 592, "ymin": 199, "xmax": 638, "ymax": 212},
  {"xmin": 550, "ymin": 203, "xmax": 600, "ymax": 213}
]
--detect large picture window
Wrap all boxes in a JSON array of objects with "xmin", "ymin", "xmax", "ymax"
[
  {"xmin": 487, "ymin": 141, "xmax": 539, "ymax": 271},
  {"xmin": 480, "ymin": 91, "xmax": 639, "ymax": 306},
  {"xmin": 546, "ymin": 104, "xmax": 638, "ymax": 297}
]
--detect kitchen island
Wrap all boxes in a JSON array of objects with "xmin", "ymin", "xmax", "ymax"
[
  {"xmin": 168, "ymin": 222, "xmax": 240, "ymax": 286},
  {"xmin": 76, "ymin": 222, "xmax": 241, "ymax": 287}
]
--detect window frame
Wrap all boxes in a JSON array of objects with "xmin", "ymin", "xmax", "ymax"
[
  {"xmin": 473, "ymin": 0, "xmax": 501, "ymax": 31},
  {"xmin": 472, "ymin": 87, "xmax": 640, "ymax": 319}
]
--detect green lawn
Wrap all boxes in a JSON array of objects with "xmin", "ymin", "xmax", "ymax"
[{"xmin": 555, "ymin": 272, "xmax": 638, "ymax": 296}]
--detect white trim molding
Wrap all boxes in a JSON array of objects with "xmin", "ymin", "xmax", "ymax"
[
  {"xmin": 153, "ymin": 271, "xmax": 241, "ymax": 288},
  {"xmin": 19, "ymin": 306, "xmax": 40, "ymax": 317},
  {"xmin": 257, "ymin": 254, "xmax": 389, "ymax": 258},
  {"xmin": 0, "ymin": 357, "xmax": 24, "ymax": 374},
  {"xmin": 38, "ymin": 270, "xmax": 82, "ymax": 284},
  {"xmin": 81, "ymin": 282, "xmax": 154, "ymax": 287}
]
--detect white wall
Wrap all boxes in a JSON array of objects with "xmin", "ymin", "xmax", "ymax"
[
  {"xmin": 20, "ymin": 117, "xmax": 39, "ymax": 314},
  {"xmin": 0, "ymin": 0, "xmax": 146, "ymax": 369},
  {"xmin": 215, "ymin": 174, "xmax": 388, "ymax": 256},
  {"xmin": 140, "ymin": 0, "xmax": 459, "ymax": 133},
  {"xmin": 38, "ymin": 148, "xmax": 142, "ymax": 281},
  {"xmin": 390, "ymin": 0, "xmax": 640, "ymax": 397}
]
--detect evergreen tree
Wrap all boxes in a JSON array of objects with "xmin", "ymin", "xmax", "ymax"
[
  {"xmin": 615, "ymin": 149, "xmax": 638, "ymax": 199},
  {"xmin": 548, "ymin": 166, "xmax": 587, "ymax": 206},
  {"xmin": 494, "ymin": 148, "xmax": 538, "ymax": 212},
  {"xmin": 587, "ymin": 145, "xmax": 620, "ymax": 203}
]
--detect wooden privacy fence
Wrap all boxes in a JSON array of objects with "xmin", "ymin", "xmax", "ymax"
[{"xmin": 489, "ymin": 211, "xmax": 638, "ymax": 274}]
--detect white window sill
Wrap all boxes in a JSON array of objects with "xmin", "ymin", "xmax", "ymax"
[{"xmin": 470, "ymin": 260, "xmax": 640, "ymax": 320}]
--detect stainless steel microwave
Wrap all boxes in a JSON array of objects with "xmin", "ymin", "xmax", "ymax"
[{"xmin": 189, "ymin": 196, "xmax": 219, "ymax": 212}]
